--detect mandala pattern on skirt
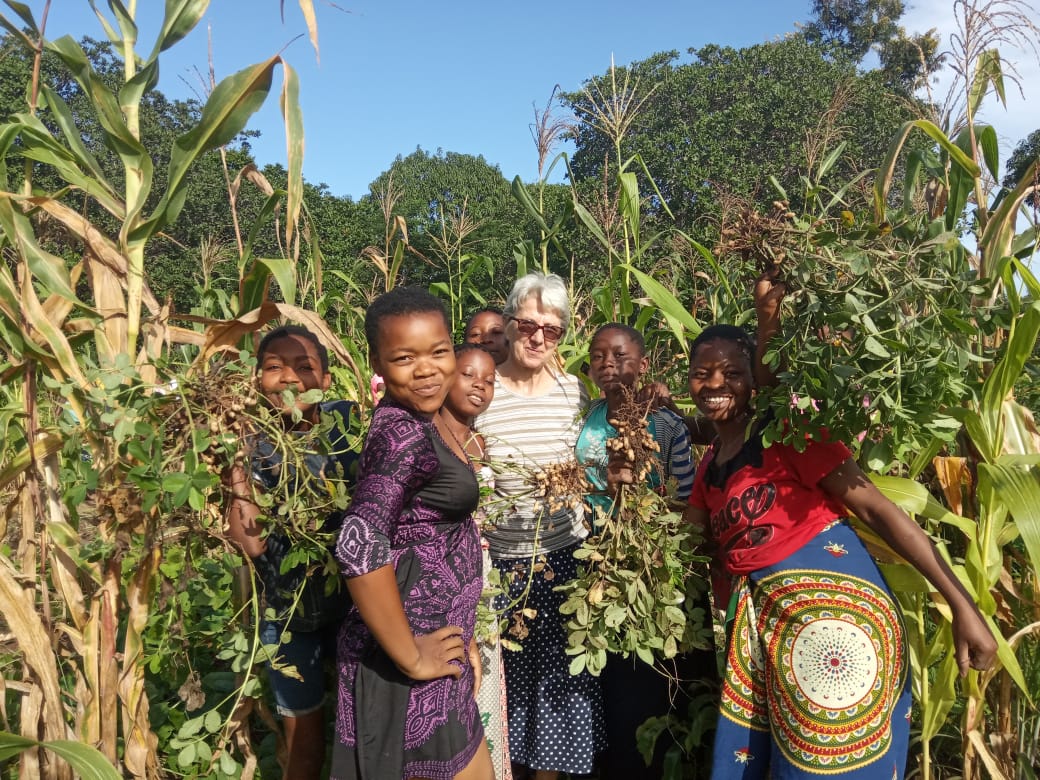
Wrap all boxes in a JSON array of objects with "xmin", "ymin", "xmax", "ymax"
[{"xmin": 757, "ymin": 569, "xmax": 906, "ymax": 773}]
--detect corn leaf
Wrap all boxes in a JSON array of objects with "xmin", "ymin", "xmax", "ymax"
[
  {"xmin": 36, "ymin": 87, "xmax": 122, "ymax": 210},
  {"xmin": 980, "ymin": 461, "xmax": 1040, "ymax": 587},
  {"xmin": 980, "ymin": 302, "xmax": 1040, "ymax": 457},
  {"xmin": 871, "ymin": 475, "xmax": 976, "ymax": 535},
  {"xmin": 293, "ymin": 0, "xmax": 321, "ymax": 61},
  {"xmin": 874, "ymin": 120, "xmax": 980, "ymax": 223},
  {"xmin": 977, "ymin": 125, "xmax": 1000, "ymax": 181},
  {"xmin": 919, "ymin": 648, "xmax": 958, "ymax": 743},
  {"xmin": 0, "ymin": 196, "xmax": 75, "ymax": 301},
  {"xmin": 980, "ymin": 158, "xmax": 1039, "ymax": 266},
  {"xmin": 0, "ymin": 1, "xmax": 38, "ymax": 47},
  {"xmin": 118, "ymin": 58, "xmax": 159, "ymax": 118},
  {"xmin": 618, "ymin": 171, "xmax": 640, "ymax": 247},
  {"xmin": 0, "ymin": 732, "xmax": 121, "ymax": 780},
  {"xmin": 137, "ymin": 57, "xmax": 282, "ymax": 239},
  {"xmin": 968, "ymin": 49, "xmax": 1005, "ymax": 119},
  {"xmin": 151, "ymin": 0, "xmax": 209, "ymax": 57},
  {"xmin": 45, "ymin": 36, "xmax": 154, "ymax": 222},
  {"xmin": 0, "ymin": 561, "xmax": 67, "ymax": 744},
  {"xmin": 511, "ymin": 176, "xmax": 550, "ymax": 234},
  {"xmin": 0, "ymin": 433, "xmax": 62, "ymax": 492},
  {"xmin": 281, "ymin": 60, "xmax": 304, "ymax": 251}
]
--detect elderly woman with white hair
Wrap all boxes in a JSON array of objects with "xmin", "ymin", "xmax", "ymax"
[{"xmin": 475, "ymin": 272, "xmax": 604, "ymax": 780}]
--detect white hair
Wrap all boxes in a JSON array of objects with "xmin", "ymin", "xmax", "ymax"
[{"xmin": 503, "ymin": 272, "xmax": 571, "ymax": 331}]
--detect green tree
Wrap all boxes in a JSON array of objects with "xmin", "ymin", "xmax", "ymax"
[
  {"xmin": 803, "ymin": 0, "xmax": 906, "ymax": 59},
  {"xmin": 365, "ymin": 147, "xmax": 527, "ymax": 289},
  {"xmin": 564, "ymin": 38, "xmax": 922, "ymax": 236},
  {"xmin": 1004, "ymin": 127, "xmax": 1040, "ymax": 207},
  {"xmin": 802, "ymin": 0, "xmax": 942, "ymax": 88}
]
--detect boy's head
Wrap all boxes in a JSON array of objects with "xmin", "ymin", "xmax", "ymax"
[
  {"xmin": 256, "ymin": 325, "xmax": 332, "ymax": 422},
  {"xmin": 587, "ymin": 323, "xmax": 648, "ymax": 394},
  {"xmin": 464, "ymin": 307, "xmax": 508, "ymax": 364}
]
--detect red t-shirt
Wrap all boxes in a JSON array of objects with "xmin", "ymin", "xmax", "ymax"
[{"xmin": 689, "ymin": 424, "xmax": 852, "ymax": 578}]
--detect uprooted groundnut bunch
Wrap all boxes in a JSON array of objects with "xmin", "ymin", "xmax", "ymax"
[{"xmin": 605, "ymin": 384, "xmax": 662, "ymax": 486}]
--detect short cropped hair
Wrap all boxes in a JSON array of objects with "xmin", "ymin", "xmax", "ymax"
[
  {"xmin": 464, "ymin": 307, "xmax": 504, "ymax": 332},
  {"xmin": 454, "ymin": 342, "xmax": 495, "ymax": 359},
  {"xmin": 592, "ymin": 323, "xmax": 646, "ymax": 356},
  {"xmin": 364, "ymin": 287, "xmax": 450, "ymax": 354},
  {"xmin": 503, "ymin": 273, "xmax": 571, "ymax": 332},
  {"xmin": 257, "ymin": 324, "xmax": 329, "ymax": 372},
  {"xmin": 689, "ymin": 324, "xmax": 755, "ymax": 364}
]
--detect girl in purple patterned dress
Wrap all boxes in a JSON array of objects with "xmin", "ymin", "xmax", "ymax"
[{"xmin": 332, "ymin": 287, "xmax": 493, "ymax": 780}]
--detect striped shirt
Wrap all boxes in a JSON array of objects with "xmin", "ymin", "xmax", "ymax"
[
  {"xmin": 475, "ymin": 371, "xmax": 589, "ymax": 558},
  {"xmin": 651, "ymin": 406, "xmax": 697, "ymax": 500}
]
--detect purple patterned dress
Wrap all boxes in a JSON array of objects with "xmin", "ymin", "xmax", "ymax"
[{"xmin": 332, "ymin": 400, "xmax": 485, "ymax": 780}]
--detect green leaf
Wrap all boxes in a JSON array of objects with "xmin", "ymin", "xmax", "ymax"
[
  {"xmin": 219, "ymin": 750, "xmax": 238, "ymax": 775},
  {"xmin": 817, "ymin": 141, "xmax": 847, "ymax": 180},
  {"xmin": 281, "ymin": 60, "xmax": 304, "ymax": 250},
  {"xmin": 871, "ymin": 475, "xmax": 975, "ymax": 534},
  {"xmin": 977, "ymin": 125, "xmax": 1000, "ymax": 181},
  {"xmin": 979, "ymin": 461, "xmax": 1040, "ymax": 593},
  {"xmin": 624, "ymin": 265, "xmax": 701, "ymax": 341},
  {"xmin": 45, "ymin": 36, "xmax": 154, "ymax": 221},
  {"xmin": 118, "ymin": 58, "xmax": 160, "ymax": 117},
  {"xmin": 968, "ymin": 49, "xmax": 1005, "ymax": 118},
  {"xmin": 257, "ymin": 258, "xmax": 298, "ymax": 307},
  {"xmin": 618, "ymin": 171, "xmax": 640, "ymax": 247},
  {"xmin": 35, "ymin": 87, "xmax": 120, "ymax": 207},
  {"xmin": 976, "ymin": 302, "xmax": 1040, "ymax": 462},
  {"xmin": 510, "ymin": 176, "xmax": 550, "ymax": 234},
  {"xmin": 138, "ymin": 56, "xmax": 283, "ymax": 239},
  {"xmin": 163, "ymin": 472, "xmax": 191, "ymax": 493},
  {"xmin": 0, "ymin": 732, "xmax": 122, "ymax": 780},
  {"xmin": 0, "ymin": 197, "xmax": 75, "ymax": 301},
  {"xmin": 152, "ymin": 0, "xmax": 209, "ymax": 57},
  {"xmin": 918, "ymin": 648, "xmax": 958, "ymax": 743},
  {"xmin": 874, "ymin": 119, "xmax": 980, "ymax": 223},
  {"xmin": 1, "ymin": 1, "xmax": 38, "ymax": 39},
  {"xmin": 203, "ymin": 708, "xmax": 222, "ymax": 734},
  {"xmin": 863, "ymin": 335, "xmax": 890, "ymax": 359},
  {"xmin": 177, "ymin": 741, "xmax": 197, "ymax": 768},
  {"xmin": 568, "ymin": 653, "xmax": 587, "ymax": 676}
]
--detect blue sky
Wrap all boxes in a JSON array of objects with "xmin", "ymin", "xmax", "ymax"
[
  {"xmin": 34, "ymin": 1, "xmax": 813, "ymax": 200},
  {"xmin": 24, "ymin": 2, "xmax": 1040, "ymax": 203}
]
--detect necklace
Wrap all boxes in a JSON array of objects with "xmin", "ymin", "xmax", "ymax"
[{"xmin": 435, "ymin": 414, "xmax": 476, "ymax": 464}]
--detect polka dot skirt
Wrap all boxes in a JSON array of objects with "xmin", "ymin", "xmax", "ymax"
[{"xmin": 493, "ymin": 543, "xmax": 606, "ymax": 774}]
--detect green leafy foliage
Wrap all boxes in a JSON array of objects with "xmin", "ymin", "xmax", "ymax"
[{"xmin": 557, "ymin": 488, "xmax": 711, "ymax": 676}]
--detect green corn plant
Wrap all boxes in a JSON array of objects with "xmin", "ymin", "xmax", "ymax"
[
  {"xmin": 862, "ymin": 27, "xmax": 1039, "ymax": 777},
  {"xmin": 0, "ymin": 2, "xmax": 331, "ymax": 776}
]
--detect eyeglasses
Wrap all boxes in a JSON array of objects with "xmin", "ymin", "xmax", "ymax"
[{"xmin": 508, "ymin": 316, "xmax": 565, "ymax": 343}]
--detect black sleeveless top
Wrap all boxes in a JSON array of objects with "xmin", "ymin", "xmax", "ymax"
[{"xmin": 415, "ymin": 432, "xmax": 480, "ymax": 522}]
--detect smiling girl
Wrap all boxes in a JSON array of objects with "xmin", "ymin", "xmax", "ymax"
[
  {"xmin": 436, "ymin": 343, "xmax": 512, "ymax": 779},
  {"xmin": 684, "ymin": 324, "xmax": 996, "ymax": 780},
  {"xmin": 331, "ymin": 287, "xmax": 492, "ymax": 780}
]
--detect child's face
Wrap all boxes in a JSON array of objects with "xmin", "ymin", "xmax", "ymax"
[
  {"xmin": 587, "ymin": 328, "xmax": 648, "ymax": 395},
  {"xmin": 688, "ymin": 339, "xmax": 753, "ymax": 424},
  {"xmin": 444, "ymin": 349, "xmax": 496, "ymax": 420},
  {"xmin": 464, "ymin": 312, "xmax": 508, "ymax": 365},
  {"xmin": 372, "ymin": 311, "xmax": 455, "ymax": 416},
  {"xmin": 257, "ymin": 334, "xmax": 331, "ymax": 420}
]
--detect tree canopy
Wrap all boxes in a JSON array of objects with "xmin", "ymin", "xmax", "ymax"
[{"xmin": 563, "ymin": 37, "xmax": 923, "ymax": 235}]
